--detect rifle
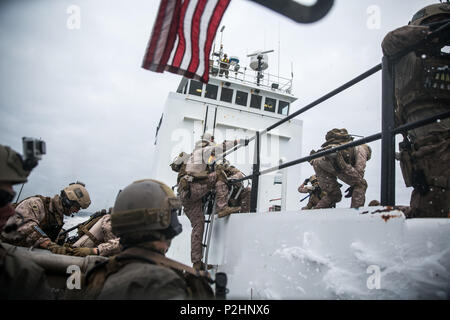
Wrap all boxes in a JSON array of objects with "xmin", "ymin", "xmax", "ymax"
[
  {"xmin": 300, "ymin": 194, "xmax": 311, "ymax": 202},
  {"xmin": 60, "ymin": 208, "xmax": 110, "ymax": 238}
]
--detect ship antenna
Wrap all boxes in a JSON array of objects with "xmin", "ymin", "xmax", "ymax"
[
  {"xmin": 291, "ymin": 61, "xmax": 294, "ymax": 79},
  {"xmin": 278, "ymin": 22, "xmax": 280, "ymax": 85},
  {"xmin": 247, "ymin": 49, "xmax": 274, "ymax": 86},
  {"xmin": 219, "ymin": 25, "xmax": 225, "ymax": 58}
]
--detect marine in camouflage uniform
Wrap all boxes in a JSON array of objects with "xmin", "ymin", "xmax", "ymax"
[
  {"xmin": 381, "ymin": 3, "xmax": 450, "ymax": 217},
  {"xmin": 71, "ymin": 212, "xmax": 122, "ymax": 257},
  {"xmin": 0, "ymin": 144, "xmax": 53, "ymax": 299},
  {"xmin": 298, "ymin": 175, "xmax": 325, "ymax": 210},
  {"xmin": 81, "ymin": 179, "xmax": 214, "ymax": 300},
  {"xmin": 1, "ymin": 182, "xmax": 91, "ymax": 255},
  {"xmin": 217, "ymin": 162, "xmax": 251, "ymax": 213},
  {"xmin": 178, "ymin": 133, "xmax": 241, "ymax": 270},
  {"xmin": 311, "ymin": 129, "xmax": 372, "ymax": 209}
]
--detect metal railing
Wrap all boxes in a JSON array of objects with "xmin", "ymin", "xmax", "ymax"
[
  {"xmin": 209, "ymin": 58, "xmax": 293, "ymax": 95},
  {"xmin": 213, "ymin": 28, "xmax": 450, "ymax": 212}
]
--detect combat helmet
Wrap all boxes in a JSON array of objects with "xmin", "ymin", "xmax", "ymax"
[
  {"xmin": 111, "ymin": 179, "xmax": 182, "ymax": 244},
  {"xmin": 62, "ymin": 182, "xmax": 91, "ymax": 209},
  {"xmin": 0, "ymin": 145, "xmax": 30, "ymax": 185},
  {"xmin": 201, "ymin": 132, "xmax": 213, "ymax": 142},
  {"xmin": 195, "ymin": 132, "xmax": 214, "ymax": 149},
  {"xmin": 410, "ymin": 2, "xmax": 450, "ymax": 26},
  {"xmin": 325, "ymin": 128, "xmax": 352, "ymax": 142},
  {"xmin": 321, "ymin": 128, "xmax": 353, "ymax": 148}
]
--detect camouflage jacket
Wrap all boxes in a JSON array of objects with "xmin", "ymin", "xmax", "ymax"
[
  {"xmin": 2, "ymin": 195, "xmax": 64, "ymax": 247},
  {"xmin": 73, "ymin": 214, "xmax": 122, "ymax": 257},
  {"xmin": 382, "ymin": 24, "xmax": 450, "ymax": 139}
]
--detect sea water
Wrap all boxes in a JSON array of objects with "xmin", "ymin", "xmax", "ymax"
[{"xmin": 63, "ymin": 211, "xmax": 92, "ymax": 237}]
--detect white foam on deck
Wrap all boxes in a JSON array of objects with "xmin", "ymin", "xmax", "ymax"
[{"xmin": 167, "ymin": 207, "xmax": 450, "ymax": 300}]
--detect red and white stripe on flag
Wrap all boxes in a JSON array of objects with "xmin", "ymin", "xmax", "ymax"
[{"xmin": 142, "ymin": 0, "xmax": 231, "ymax": 83}]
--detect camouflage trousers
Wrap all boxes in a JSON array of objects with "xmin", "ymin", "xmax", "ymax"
[
  {"xmin": 179, "ymin": 172, "xmax": 229, "ymax": 263},
  {"xmin": 240, "ymin": 187, "xmax": 251, "ymax": 213},
  {"xmin": 407, "ymin": 136, "xmax": 450, "ymax": 218},
  {"xmin": 313, "ymin": 157, "xmax": 367, "ymax": 208}
]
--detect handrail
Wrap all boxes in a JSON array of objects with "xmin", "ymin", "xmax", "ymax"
[
  {"xmin": 209, "ymin": 58, "xmax": 293, "ymax": 94},
  {"xmin": 229, "ymin": 111, "xmax": 450, "ymax": 184},
  {"xmin": 210, "ymin": 26, "xmax": 449, "ymax": 211},
  {"xmin": 392, "ymin": 110, "xmax": 450, "ymax": 135},
  {"xmin": 262, "ymin": 63, "xmax": 382, "ymax": 135}
]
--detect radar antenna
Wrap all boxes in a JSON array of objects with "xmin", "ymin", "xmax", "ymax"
[{"xmin": 247, "ymin": 49, "xmax": 274, "ymax": 86}]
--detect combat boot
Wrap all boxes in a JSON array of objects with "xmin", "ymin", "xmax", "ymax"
[{"xmin": 217, "ymin": 206, "xmax": 241, "ymax": 218}]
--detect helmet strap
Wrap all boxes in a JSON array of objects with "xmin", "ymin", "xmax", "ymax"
[{"xmin": 60, "ymin": 191, "xmax": 72, "ymax": 209}]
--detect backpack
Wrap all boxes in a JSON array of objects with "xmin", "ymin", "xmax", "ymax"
[{"xmin": 170, "ymin": 152, "xmax": 190, "ymax": 173}]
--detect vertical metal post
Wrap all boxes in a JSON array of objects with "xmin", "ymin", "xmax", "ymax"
[
  {"xmin": 380, "ymin": 56, "xmax": 396, "ymax": 206},
  {"xmin": 250, "ymin": 131, "xmax": 260, "ymax": 212},
  {"xmin": 203, "ymin": 105, "xmax": 209, "ymax": 134}
]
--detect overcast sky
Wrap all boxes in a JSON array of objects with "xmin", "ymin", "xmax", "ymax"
[{"xmin": 0, "ymin": 0, "xmax": 437, "ymax": 212}]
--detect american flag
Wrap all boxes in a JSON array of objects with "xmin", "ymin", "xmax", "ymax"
[{"xmin": 142, "ymin": 0, "xmax": 231, "ymax": 83}]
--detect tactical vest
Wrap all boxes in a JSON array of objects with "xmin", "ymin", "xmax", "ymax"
[
  {"xmin": 83, "ymin": 248, "xmax": 214, "ymax": 300},
  {"xmin": 396, "ymin": 53, "xmax": 450, "ymax": 123},
  {"xmin": 17, "ymin": 195, "xmax": 64, "ymax": 242}
]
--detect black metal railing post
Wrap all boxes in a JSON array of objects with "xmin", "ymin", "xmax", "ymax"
[
  {"xmin": 380, "ymin": 56, "xmax": 396, "ymax": 206},
  {"xmin": 249, "ymin": 131, "xmax": 260, "ymax": 212}
]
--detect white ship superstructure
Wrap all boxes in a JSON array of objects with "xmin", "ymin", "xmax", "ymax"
[{"xmin": 151, "ymin": 49, "xmax": 302, "ymax": 211}]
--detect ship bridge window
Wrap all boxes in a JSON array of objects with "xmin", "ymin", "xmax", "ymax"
[
  {"xmin": 264, "ymin": 97, "xmax": 276, "ymax": 112},
  {"xmin": 205, "ymin": 84, "xmax": 218, "ymax": 100},
  {"xmin": 235, "ymin": 90, "xmax": 248, "ymax": 106},
  {"xmin": 220, "ymin": 87, "xmax": 233, "ymax": 103},
  {"xmin": 188, "ymin": 80, "xmax": 203, "ymax": 96},
  {"xmin": 278, "ymin": 100, "xmax": 290, "ymax": 115},
  {"xmin": 250, "ymin": 94, "xmax": 262, "ymax": 109}
]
